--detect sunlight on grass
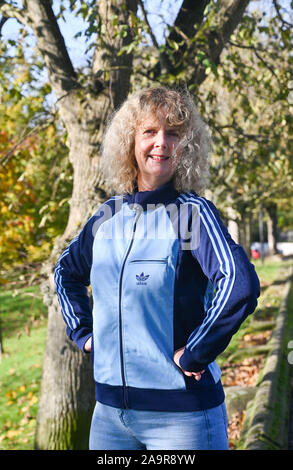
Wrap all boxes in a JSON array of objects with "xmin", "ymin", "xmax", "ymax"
[{"xmin": 0, "ymin": 285, "xmax": 47, "ymax": 450}]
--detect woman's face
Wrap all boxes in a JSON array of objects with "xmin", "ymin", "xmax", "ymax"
[{"xmin": 134, "ymin": 113, "xmax": 182, "ymax": 191}]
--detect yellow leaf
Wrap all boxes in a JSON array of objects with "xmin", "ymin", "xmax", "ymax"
[
  {"xmin": 29, "ymin": 395, "xmax": 38, "ymax": 404},
  {"xmin": 7, "ymin": 429, "xmax": 21, "ymax": 439}
]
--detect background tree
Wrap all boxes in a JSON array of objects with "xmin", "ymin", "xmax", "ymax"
[
  {"xmin": 198, "ymin": 2, "xmax": 293, "ymax": 254},
  {"xmin": 0, "ymin": 41, "xmax": 71, "ymax": 278},
  {"xmin": 0, "ymin": 0, "xmax": 291, "ymax": 449}
]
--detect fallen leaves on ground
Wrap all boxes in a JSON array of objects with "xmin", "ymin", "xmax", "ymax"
[
  {"xmin": 221, "ymin": 356, "xmax": 264, "ymax": 387},
  {"xmin": 223, "ymin": 355, "xmax": 265, "ymax": 449},
  {"xmin": 239, "ymin": 330, "xmax": 272, "ymax": 347},
  {"xmin": 228, "ymin": 411, "xmax": 246, "ymax": 449}
]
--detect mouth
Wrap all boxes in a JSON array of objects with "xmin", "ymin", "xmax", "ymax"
[{"xmin": 148, "ymin": 155, "xmax": 170, "ymax": 161}]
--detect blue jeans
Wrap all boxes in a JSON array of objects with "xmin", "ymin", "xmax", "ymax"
[{"xmin": 89, "ymin": 401, "xmax": 229, "ymax": 450}]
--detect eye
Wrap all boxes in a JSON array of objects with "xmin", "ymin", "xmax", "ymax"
[
  {"xmin": 167, "ymin": 130, "xmax": 179, "ymax": 137},
  {"xmin": 143, "ymin": 129, "xmax": 156, "ymax": 135}
]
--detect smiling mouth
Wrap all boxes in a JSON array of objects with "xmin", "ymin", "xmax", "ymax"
[{"xmin": 149, "ymin": 155, "xmax": 170, "ymax": 161}]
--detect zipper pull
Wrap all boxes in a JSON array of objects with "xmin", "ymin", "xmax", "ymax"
[{"xmin": 130, "ymin": 203, "xmax": 143, "ymax": 215}]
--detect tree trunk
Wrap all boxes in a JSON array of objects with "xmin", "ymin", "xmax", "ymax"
[
  {"xmin": 259, "ymin": 203, "xmax": 265, "ymax": 261},
  {"xmin": 265, "ymin": 202, "xmax": 278, "ymax": 255},
  {"xmin": 35, "ymin": 294, "xmax": 95, "ymax": 450},
  {"xmin": 227, "ymin": 205, "xmax": 239, "ymax": 243},
  {"xmin": 238, "ymin": 211, "xmax": 252, "ymax": 257}
]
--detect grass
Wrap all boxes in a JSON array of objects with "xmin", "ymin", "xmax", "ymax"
[
  {"xmin": 0, "ymin": 285, "xmax": 47, "ymax": 341},
  {"xmin": 0, "ymin": 257, "xmax": 292, "ymax": 450},
  {"xmin": 0, "ymin": 285, "xmax": 47, "ymax": 450}
]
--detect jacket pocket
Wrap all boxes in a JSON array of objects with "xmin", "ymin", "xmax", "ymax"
[{"xmin": 129, "ymin": 258, "xmax": 168, "ymax": 264}]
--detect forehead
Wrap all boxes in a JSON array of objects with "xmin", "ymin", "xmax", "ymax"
[{"xmin": 137, "ymin": 112, "xmax": 177, "ymax": 130}]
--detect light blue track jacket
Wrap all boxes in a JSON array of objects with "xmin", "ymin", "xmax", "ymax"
[{"xmin": 55, "ymin": 181, "xmax": 260, "ymax": 411}]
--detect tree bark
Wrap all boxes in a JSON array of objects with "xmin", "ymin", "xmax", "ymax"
[
  {"xmin": 227, "ymin": 206, "xmax": 239, "ymax": 243},
  {"xmin": 265, "ymin": 202, "xmax": 278, "ymax": 255},
  {"xmin": 238, "ymin": 210, "xmax": 252, "ymax": 258},
  {"xmin": 34, "ymin": 294, "xmax": 95, "ymax": 450},
  {"xmin": 259, "ymin": 203, "xmax": 265, "ymax": 261}
]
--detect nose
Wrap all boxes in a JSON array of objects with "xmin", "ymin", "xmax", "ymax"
[{"xmin": 154, "ymin": 130, "xmax": 167, "ymax": 148}]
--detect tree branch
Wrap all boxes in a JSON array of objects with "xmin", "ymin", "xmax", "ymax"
[
  {"xmin": 92, "ymin": 0, "xmax": 138, "ymax": 109},
  {"xmin": 138, "ymin": 0, "xmax": 159, "ymax": 49},
  {"xmin": 191, "ymin": 0, "xmax": 252, "ymax": 86},
  {"xmin": 169, "ymin": 0, "xmax": 210, "ymax": 43},
  {"xmin": 152, "ymin": 0, "xmax": 210, "ymax": 78},
  {"xmin": 228, "ymin": 40, "xmax": 281, "ymax": 83},
  {"xmin": 214, "ymin": 124, "xmax": 271, "ymax": 143},
  {"xmin": 138, "ymin": 0, "xmax": 171, "ymax": 74},
  {"xmin": 272, "ymin": 0, "xmax": 293, "ymax": 28},
  {"xmin": 0, "ymin": 113, "xmax": 57, "ymax": 167},
  {"xmin": 0, "ymin": 15, "xmax": 8, "ymax": 36},
  {"xmin": 0, "ymin": 1, "xmax": 31, "ymax": 27},
  {"xmin": 24, "ymin": 0, "xmax": 79, "ymax": 101}
]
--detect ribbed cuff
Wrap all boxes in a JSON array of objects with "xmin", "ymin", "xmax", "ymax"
[
  {"xmin": 179, "ymin": 348, "xmax": 207, "ymax": 372},
  {"xmin": 67, "ymin": 326, "xmax": 92, "ymax": 353}
]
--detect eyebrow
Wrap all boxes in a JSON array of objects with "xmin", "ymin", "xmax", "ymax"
[{"xmin": 140, "ymin": 123, "xmax": 179, "ymax": 131}]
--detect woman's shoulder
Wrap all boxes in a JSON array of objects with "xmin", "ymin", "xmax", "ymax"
[
  {"xmin": 92, "ymin": 194, "xmax": 125, "ymax": 216},
  {"xmin": 177, "ymin": 191, "xmax": 214, "ymax": 207}
]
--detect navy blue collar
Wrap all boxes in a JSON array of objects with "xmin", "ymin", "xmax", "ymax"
[{"xmin": 124, "ymin": 180, "xmax": 179, "ymax": 210}]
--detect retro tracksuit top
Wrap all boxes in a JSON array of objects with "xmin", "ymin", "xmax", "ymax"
[{"xmin": 55, "ymin": 181, "xmax": 260, "ymax": 412}]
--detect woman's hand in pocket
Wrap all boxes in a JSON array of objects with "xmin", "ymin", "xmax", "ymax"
[{"xmin": 84, "ymin": 336, "xmax": 92, "ymax": 353}]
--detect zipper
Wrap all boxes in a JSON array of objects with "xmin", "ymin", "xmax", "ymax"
[{"xmin": 118, "ymin": 208, "xmax": 142, "ymax": 408}]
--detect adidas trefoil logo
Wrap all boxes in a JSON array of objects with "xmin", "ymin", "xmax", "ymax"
[{"xmin": 136, "ymin": 272, "xmax": 150, "ymax": 285}]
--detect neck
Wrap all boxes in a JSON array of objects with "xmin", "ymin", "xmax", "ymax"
[{"xmin": 137, "ymin": 175, "xmax": 171, "ymax": 192}]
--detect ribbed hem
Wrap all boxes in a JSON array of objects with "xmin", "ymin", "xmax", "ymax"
[{"xmin": 95, "ymin": 381, "xmax": 225, "ymax": 412}]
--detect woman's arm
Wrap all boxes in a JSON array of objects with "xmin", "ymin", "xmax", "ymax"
[
  {"xmin": 179, "ymin": 196, "xmax": 260, "ymax": 373},
  {"xmin": 54, "ymin": 215, "xmax": 97, "ymax": 352}
]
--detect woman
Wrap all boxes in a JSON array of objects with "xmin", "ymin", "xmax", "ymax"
[{"xmin": 55, "ymin": 86, "xmax": 260, "ymax": 450}]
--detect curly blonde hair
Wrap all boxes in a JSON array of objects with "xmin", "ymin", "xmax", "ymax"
[{"xmin": 101, "ymin": 86, "xmax": 211, "ymax": 195}]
